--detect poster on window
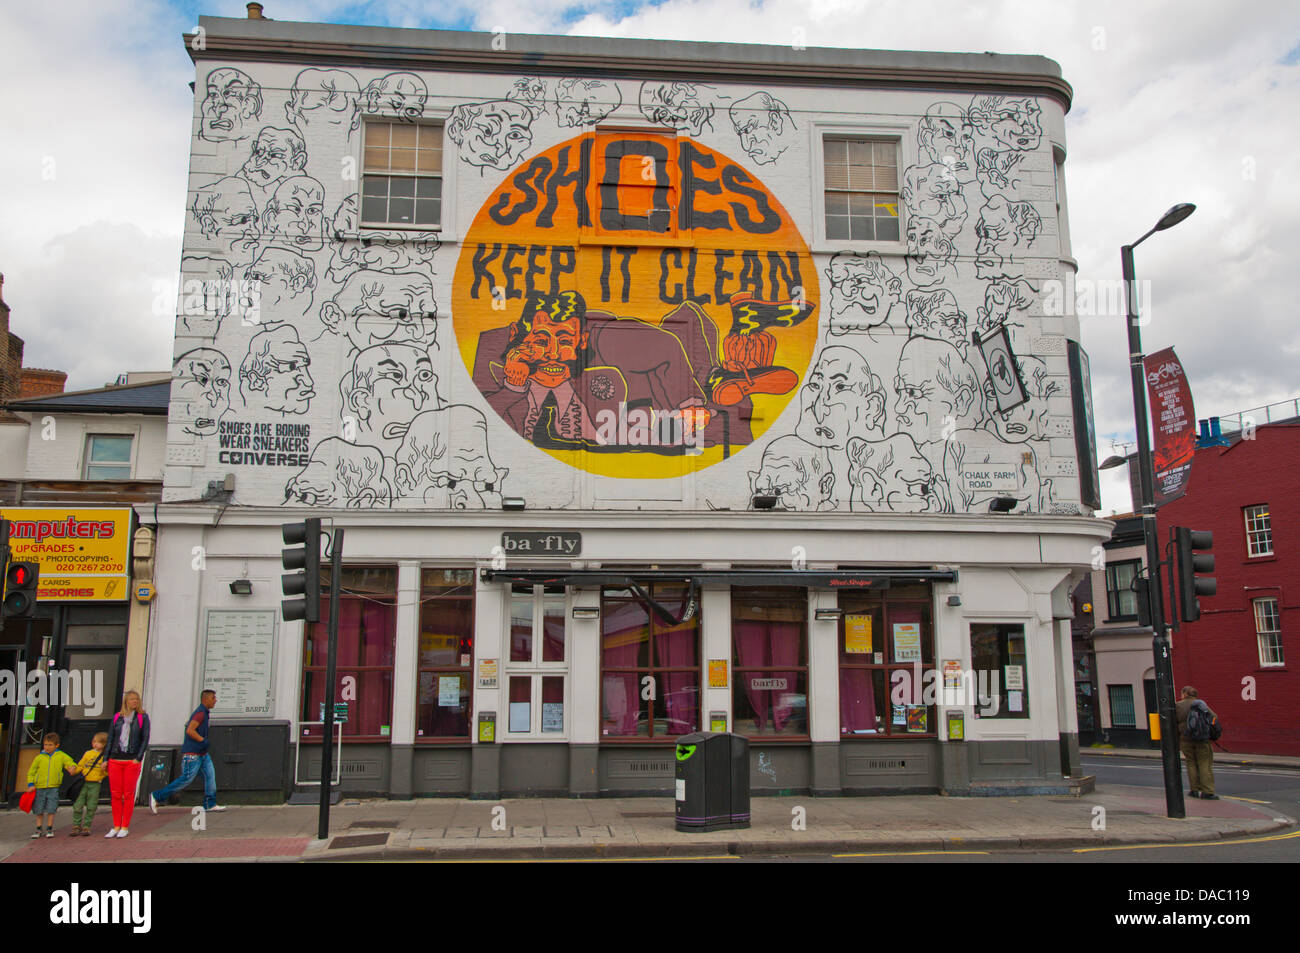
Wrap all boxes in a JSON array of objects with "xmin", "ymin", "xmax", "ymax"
[
  {"xmin": 438, "ymin": 676, "xmax": 462, "ymax": 707},
  {"xmin": 1004, "ymin": 665, "xmax": 1024, "ymax": 690},
  {"xmin": 906, "ymin": 705, "xmax": 928, "ymax": 732},
  {"xmin": 892, "ymin": 623, "xmax": 922, "ymax": 662},
  {"xmin": 509, "ymin": 702, "xmax": 529, "ymax": 732},
  {"xmin": 845, "ymin": 614, "xmax": 873, "ymax": 654},
  {"xmin": 542, "ymin": 702, "xmax": 564, "ymax": 732}
]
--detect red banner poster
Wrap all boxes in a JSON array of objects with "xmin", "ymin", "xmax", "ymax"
[{"xmin": 1144, "ymin": 347, "xmax": 1196, "ymax": 505}]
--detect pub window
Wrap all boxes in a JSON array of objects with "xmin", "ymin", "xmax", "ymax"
[
  {"xmin": 969, "ymin": 623, "xmax": 1030, "ymax": 720},
  {"xmin": 600, "ymin": 583, "xmax": 700, "ymax": 740},
  {"xmin": 839, "ymin": 584, "xmax": 934, "ymax": 737},
  {"xmin": 301, "ymin": 567, "xmax": 397, "ymax": 741},
  {"xmin": 416, "ymin": 569, "xmax": 474, "ymax": 740},
  {"xmin": 732, "ymin": 587, "xmax": 808, "ymax": 737},
  {"xmin": 823, "ymin": 137, "xmax": 900, "ymax": 242},
  {"xmin": 361, "ymin": 121, "xmax": 443, "ymax": 228},
  {"xmin": 505, "ymin": 585, "xmax": 568, "ymax": 736}
]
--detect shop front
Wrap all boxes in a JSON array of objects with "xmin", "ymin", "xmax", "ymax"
[{"xmin": 0, "ymin": 507, "xmax": 136, "ymax": 806}]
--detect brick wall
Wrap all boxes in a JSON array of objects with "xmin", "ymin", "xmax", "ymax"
[{"xmin": 1157, "ymin": 423, "xmax": 1300, "ymax": 756}]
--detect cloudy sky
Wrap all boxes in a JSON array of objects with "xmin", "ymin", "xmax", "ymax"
[{"xmin": 1, "ymin": 0, "xmax": 1296, "ymax": 513}]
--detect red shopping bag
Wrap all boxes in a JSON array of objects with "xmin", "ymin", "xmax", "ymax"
[{"xmin": 19, "ymin": 789, "xmax": 36, "ymax": 813}]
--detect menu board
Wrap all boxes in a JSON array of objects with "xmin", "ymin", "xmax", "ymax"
[{"xmin": 202, "ymin": 610, "xmax": 277, "ymax": 717}]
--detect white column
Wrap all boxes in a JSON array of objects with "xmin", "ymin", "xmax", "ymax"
[
  {"xmin": 473, "ymin": 574, "xmax": 505, "ymax": 741},
  {"xmin": 569, "ymin": 586, "xmax": 601, "ymax": 743},
  {"xmin": 701, "ymin": 586, "xmax": 730, "ymax": 732},
  {"xmin": 390, "ymin": 561, "xmax": 420, "ymax": 746},
  {"xmin": 808, "ymin": 589, "xmax": 840, "ymax": 743}
]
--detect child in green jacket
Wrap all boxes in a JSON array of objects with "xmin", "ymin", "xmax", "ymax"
[{"xmin": 27, "ymin": 733, "xmax": 77, "ymax": 838}]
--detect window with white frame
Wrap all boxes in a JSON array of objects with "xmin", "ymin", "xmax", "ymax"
[
  {"xmin": 1254, "ymin": 597, "xmax": 1284, "ymax": 667},
  {"xmin": 505, "ymin": 586, "xmax": 568, "ymax": 736},
  {"xmin": 361, "ymin": 121, "xmax": 443, "ymax": 228},
  {"xmin": 84, "ymin": 434, "xmax": 133, "ymax": 480},
  {"xmin": 1244, "ymin": 504, "xmax": 1273, "ymax": 557},
  {"xmin": 823, "ymin": 138, "xmax": 900, "ymax": 242}
]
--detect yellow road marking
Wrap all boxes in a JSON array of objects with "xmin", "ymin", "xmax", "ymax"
[
  {"xmin": 1074, "ymin": 828, "xmax": 1300, "ymax": 853},
  {"xmin": 833, "ymin": 850, "xmax": 989, "ymax": 858},
  {"xmin": 1222, "ymin": 795, "xmax": 1270, "ymax": 804}
]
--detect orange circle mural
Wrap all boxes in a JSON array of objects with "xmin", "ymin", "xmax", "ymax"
[{"xmin": 452, "ymin": 131, "xmax": 818, "ymax": 478}]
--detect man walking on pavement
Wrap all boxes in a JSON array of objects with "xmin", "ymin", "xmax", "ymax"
[
  {"xmin": 1176, "ymin": 685, "xmax": 1218, "ymax": 800},
  {"xmin": 151, "ymin": 690, "xmax": 226, "ymax": 813}
]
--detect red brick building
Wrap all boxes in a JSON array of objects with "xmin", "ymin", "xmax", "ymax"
[{"xmin": 1155, "ymin": 409, "xmax": 1300, "ymax": 756}]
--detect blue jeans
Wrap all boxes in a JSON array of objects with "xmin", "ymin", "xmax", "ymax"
[{"xmin": 152, "ymin": 753, "xmax": 217, "ymax": 810}]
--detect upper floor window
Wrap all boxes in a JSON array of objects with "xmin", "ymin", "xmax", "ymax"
[
  {"xmin": 84, "ymin": 434, "xmax": 132, "ymax": 480},
  {"xmin": 1253, "ymin": 597, "xmax": 1284, "ymax": 667},
  {"xmin": 1105, "ymin": 559, "xmax": 1140, "ymax": 620},
  {"xmin": 1244, "ymin": 504, "xmax": 1273, "ymax": 557},
  {"xmin": 361, "ymin": 121, "xmax": 443, "ymax": 228},
  {"xmin": 823, "ymin": 138, "xmax": 900, "ymax": 242}
]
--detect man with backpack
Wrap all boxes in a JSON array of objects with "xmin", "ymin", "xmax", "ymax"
[{"xmin": 1176, "ymin": 686, "xmax": 1220, "ymax": 800}]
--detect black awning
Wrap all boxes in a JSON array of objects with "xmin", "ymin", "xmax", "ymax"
[{"xmin": 480, "ymin": 568, "xmax": 957, "ymax": 588}]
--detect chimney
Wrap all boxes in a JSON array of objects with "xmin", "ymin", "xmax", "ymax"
[
  {"xmin": 1210, "ymin": 416, "xmax": 1222, "ymax": 439},
  {"xmin": 19, "ymin": 368, "xmax": 67, "ymax": 399},
  {"xmin": 247, "ymin": 2, "xmax": 264, "ymax": 18}
]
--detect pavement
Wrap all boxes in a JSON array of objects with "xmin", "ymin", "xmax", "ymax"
[{"xmin": 2, "ymin": 752, "xmax": 1295, "ymax": 862}]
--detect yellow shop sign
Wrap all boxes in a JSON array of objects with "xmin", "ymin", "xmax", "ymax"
[{"xmin": 0, "ymin": 508, "xmax": 132, "ymax": 602}]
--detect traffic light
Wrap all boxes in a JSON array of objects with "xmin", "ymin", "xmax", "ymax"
[
  {"xmin": 281, "ymin": 518, "xmax": 321, "ymax": 623},
  {"xmin": 3, "ymin": 561, "xmax": 40, "ymax": 619},
  {"xmin": 1175, "ymin": 527, "xmax": 1215, "ymax": 623}
]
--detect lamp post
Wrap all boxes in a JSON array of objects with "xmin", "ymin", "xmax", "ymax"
[{"xmin": 1121, "ymin": 202, "xmax": 1195, "ymax": 819}]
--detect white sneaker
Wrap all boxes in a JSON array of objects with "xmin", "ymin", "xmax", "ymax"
[
  {"xmin": 116, "ymin": 828, "xmax": 129, "ymax": 837},
  {"xmin": 104, "ymin": 828, "xmax": 119, "ymax": 838},
  {"xmin": 149, "ymin": 796, "xmax": 158, "ymax": 815},
  {"xmin": 208, "ymin": 804, "xmax": 227, "ymax": 812}
]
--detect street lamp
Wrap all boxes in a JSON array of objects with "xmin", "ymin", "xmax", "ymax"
[{"xmin": 1122, "ymin": 202, "xmax": 1195, "ymax": 819}]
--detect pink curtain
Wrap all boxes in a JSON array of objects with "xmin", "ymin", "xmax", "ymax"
[
  {"xmin": 656, "ymin": 625, "xmax": 697, "ymax": 736},
  {"xmin": 769, "ymin": 623, "xmax": 800, "ymax": 731},
  {"xmin": 839, "ymin": 669, "xmax": 877, "ymax": 733},
  {"xmin": 602, "ymin": 603, "xmax": 645, "ymax": 735},
  {"xmin": 734, "ymin": 620, "xmax": 770, "ymax": 730}
]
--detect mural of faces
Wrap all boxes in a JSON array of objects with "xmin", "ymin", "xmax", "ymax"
[
  {"xmin": 825, "ymin": 252, "xmax": 903, "ymax": 334},
  {"xmin": 446, "ymin": 100, "xmax": 534, "ymax": 170},
  {"xmin": 341, "ymin": 343, "xmax": 443, "ymax": 451},
  {"xmin": 905, "ymin": 289, "xmax": 969, "ymax": 351},
  {"xmin": 285, "ymin": 438, "xmax": 392, "ymax": 508},
  {"xmin": 179, "ymin": 255, "xmax": 236, "ymax": 331},
  {"xmin": 942, "ymin": 430, "xmax": 1050, "ymax": 513},
  {"xmin": 263, "ymin": 176, "xmax": 326, "ymax": 251},
  {"xmin": 729, "ymin": 92, "xmax": 796, "ymax": 165},
  {"xmin": 892, "ymin": 338, "xmax": 984, "ymax": 447},
  {"xmin": 285, "ymin": 68, "xmax": 359, "ymax": 134},
  {"xmin": 320, "ymin": 270, "xmax": 439, "ymax": 353},
  {"xmin": 974, "ymin": 195, "xmax": 1042, "ymax": 279},
  {"xmin": 901, "ymin": 163, "xmax": 968, "ymax": 236},
  {"xmin": 239, "ymin": 325, "xmax": 314, "ymax": 415},
  {"xmin": 554, "ymin": 78, "xmax": 621, "ymax": 128},
  {"xmin": 795, "ymin": 346, "xmax": 887, "ymax": 450},
  {"xmin": 976, "ymin": 278, "xmax": 1036, "ymax": 337},
  {"xmin": 190, "ymin": 176, "xmax": 260, "ymax": 268},
  {"xmin": 916, "ymin": 101, "xmax": 976, "ymax": 184},
  {"xmin": 240, "ymin": 127, "xmax": 309, "ymax": 198},
  {"xmin": 968, "ymin": 95, "xmax": 1043, "ymax": 153},
  {"xmin": 392, "ymin": 406, "xmax": 509, "ymax": 509},
  {"xmin": 983, "ymin": 354, "xmax": 1058, "ymax": 443},
  {"xmin": 199, "ymin": 68, "xmax": 263, "ymax": 142},
  {"xmin": 748, "ymin": 436, "xmax": 835, "ymax": 510},
  {"xmin": 846, "ymin": 433, "xmax": 937, "ymax": 513},
  {"xmin": 905, "ymin": 215, "xmax": 958, "ymax": 287},
  {"xmin": 242, "ymin": 246, "xmax": 317, "ymax": 323},
  {"xmin": 174, "ymin": 348, "xmax": 232, "ymax": 437},
  {"xmin": 360, "ymin": 72, "xmax": 429, "ymax": 122},
  {"xmin": 506, "ymin": 76, "xmax": 548, "ymax": 116},
  {"xmin": 638, "ymin": 81, "xmax": 715, "ymax": 136},
  {"xmin": 506, "ymin": 307, "xmax": 588, "ymax": 391},
  {"xmin": 327, "ymin": 194, "xmax": 439, "ymax": 279}
]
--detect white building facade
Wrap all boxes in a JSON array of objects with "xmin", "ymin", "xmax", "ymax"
[{"xmin": 148, "ymin": 13, "xmax": 1109, "ymax": 798}]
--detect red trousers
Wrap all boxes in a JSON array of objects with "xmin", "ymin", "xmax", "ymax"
[{"xmin": 107, "ymin": 759, "xmax": 142, "ymax": 829}]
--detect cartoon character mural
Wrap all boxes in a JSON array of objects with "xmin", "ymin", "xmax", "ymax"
[
  {"xmin": 340, "ymin": 343, "xmax": 443, "ymax": 454},
  {"xmin": 446, "ymin": 100, "xmax": 535, "ymax": 170},
  {"xmin": 238, "ymin": 325, "xmax": 315, "ymax": 415},
  {"xmin": 190, "ymin": 176, "xmax": 260, "ymax": 268},
  {"xmin": 729, "ymin": 92, "xmax": 796, "ymax": 165},
  {"xmin": 360, "ymin": 72, "xmax": 428, "ymax": 122},
  {"xmin": 239, "ymin": 127, "xmax": 309, "ymax": 212},
  {"xmin": 319, "ymin": 270, "xmax": 438, "ymax": 353},
  {"xmin": 825, "ymin": 252, "xmax": 903, "ymax": 335},
  {"xmin": 391, "ymin": 405, "xmax": 509, "ymax": 508},
  {"xmin": 749, "ymin": 436, "xmax": 836, "ymax": 511},
  {"xmin": 554, "ymin": 78, "xmax": 621, "ymax": 127},
  {"xmin": 285, "ymin": 69, "xmax": 359, "ymax": 136},
  {"xmin": 174, "ymin": 347, "xmax": 233, "ymax": 437},
  {"xmin": 200, "ymin": 68, "xmax": 263, "ymax": 142},
  {"xmin": 285, "ymin": 438, "xmax": 392, "ymax": 508},
  {"xmin": 638, "ymin": 82, "xmax": 715, "ymax": 135},
  {"xmin": 327, "ymin": 194, "xmax": 439, "ymax": 281}
]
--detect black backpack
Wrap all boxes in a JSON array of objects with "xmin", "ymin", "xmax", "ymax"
[{"xmin": 1186, "ymin": 701, "xmax": 1222, "ymax": 742}]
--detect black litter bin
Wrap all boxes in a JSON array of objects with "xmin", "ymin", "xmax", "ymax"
[{"xmin": 674, "ymin": 731, "xmax": 750, "ymax": 832}]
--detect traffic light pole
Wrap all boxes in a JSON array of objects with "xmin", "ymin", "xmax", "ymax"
[
  {"xmin": 1123, "ymin": 242, "xmax": 1185, "ymax": 819},
  {"xmin": 319, "ymin": 527, "xmax": 343, "ymax": 842}
]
